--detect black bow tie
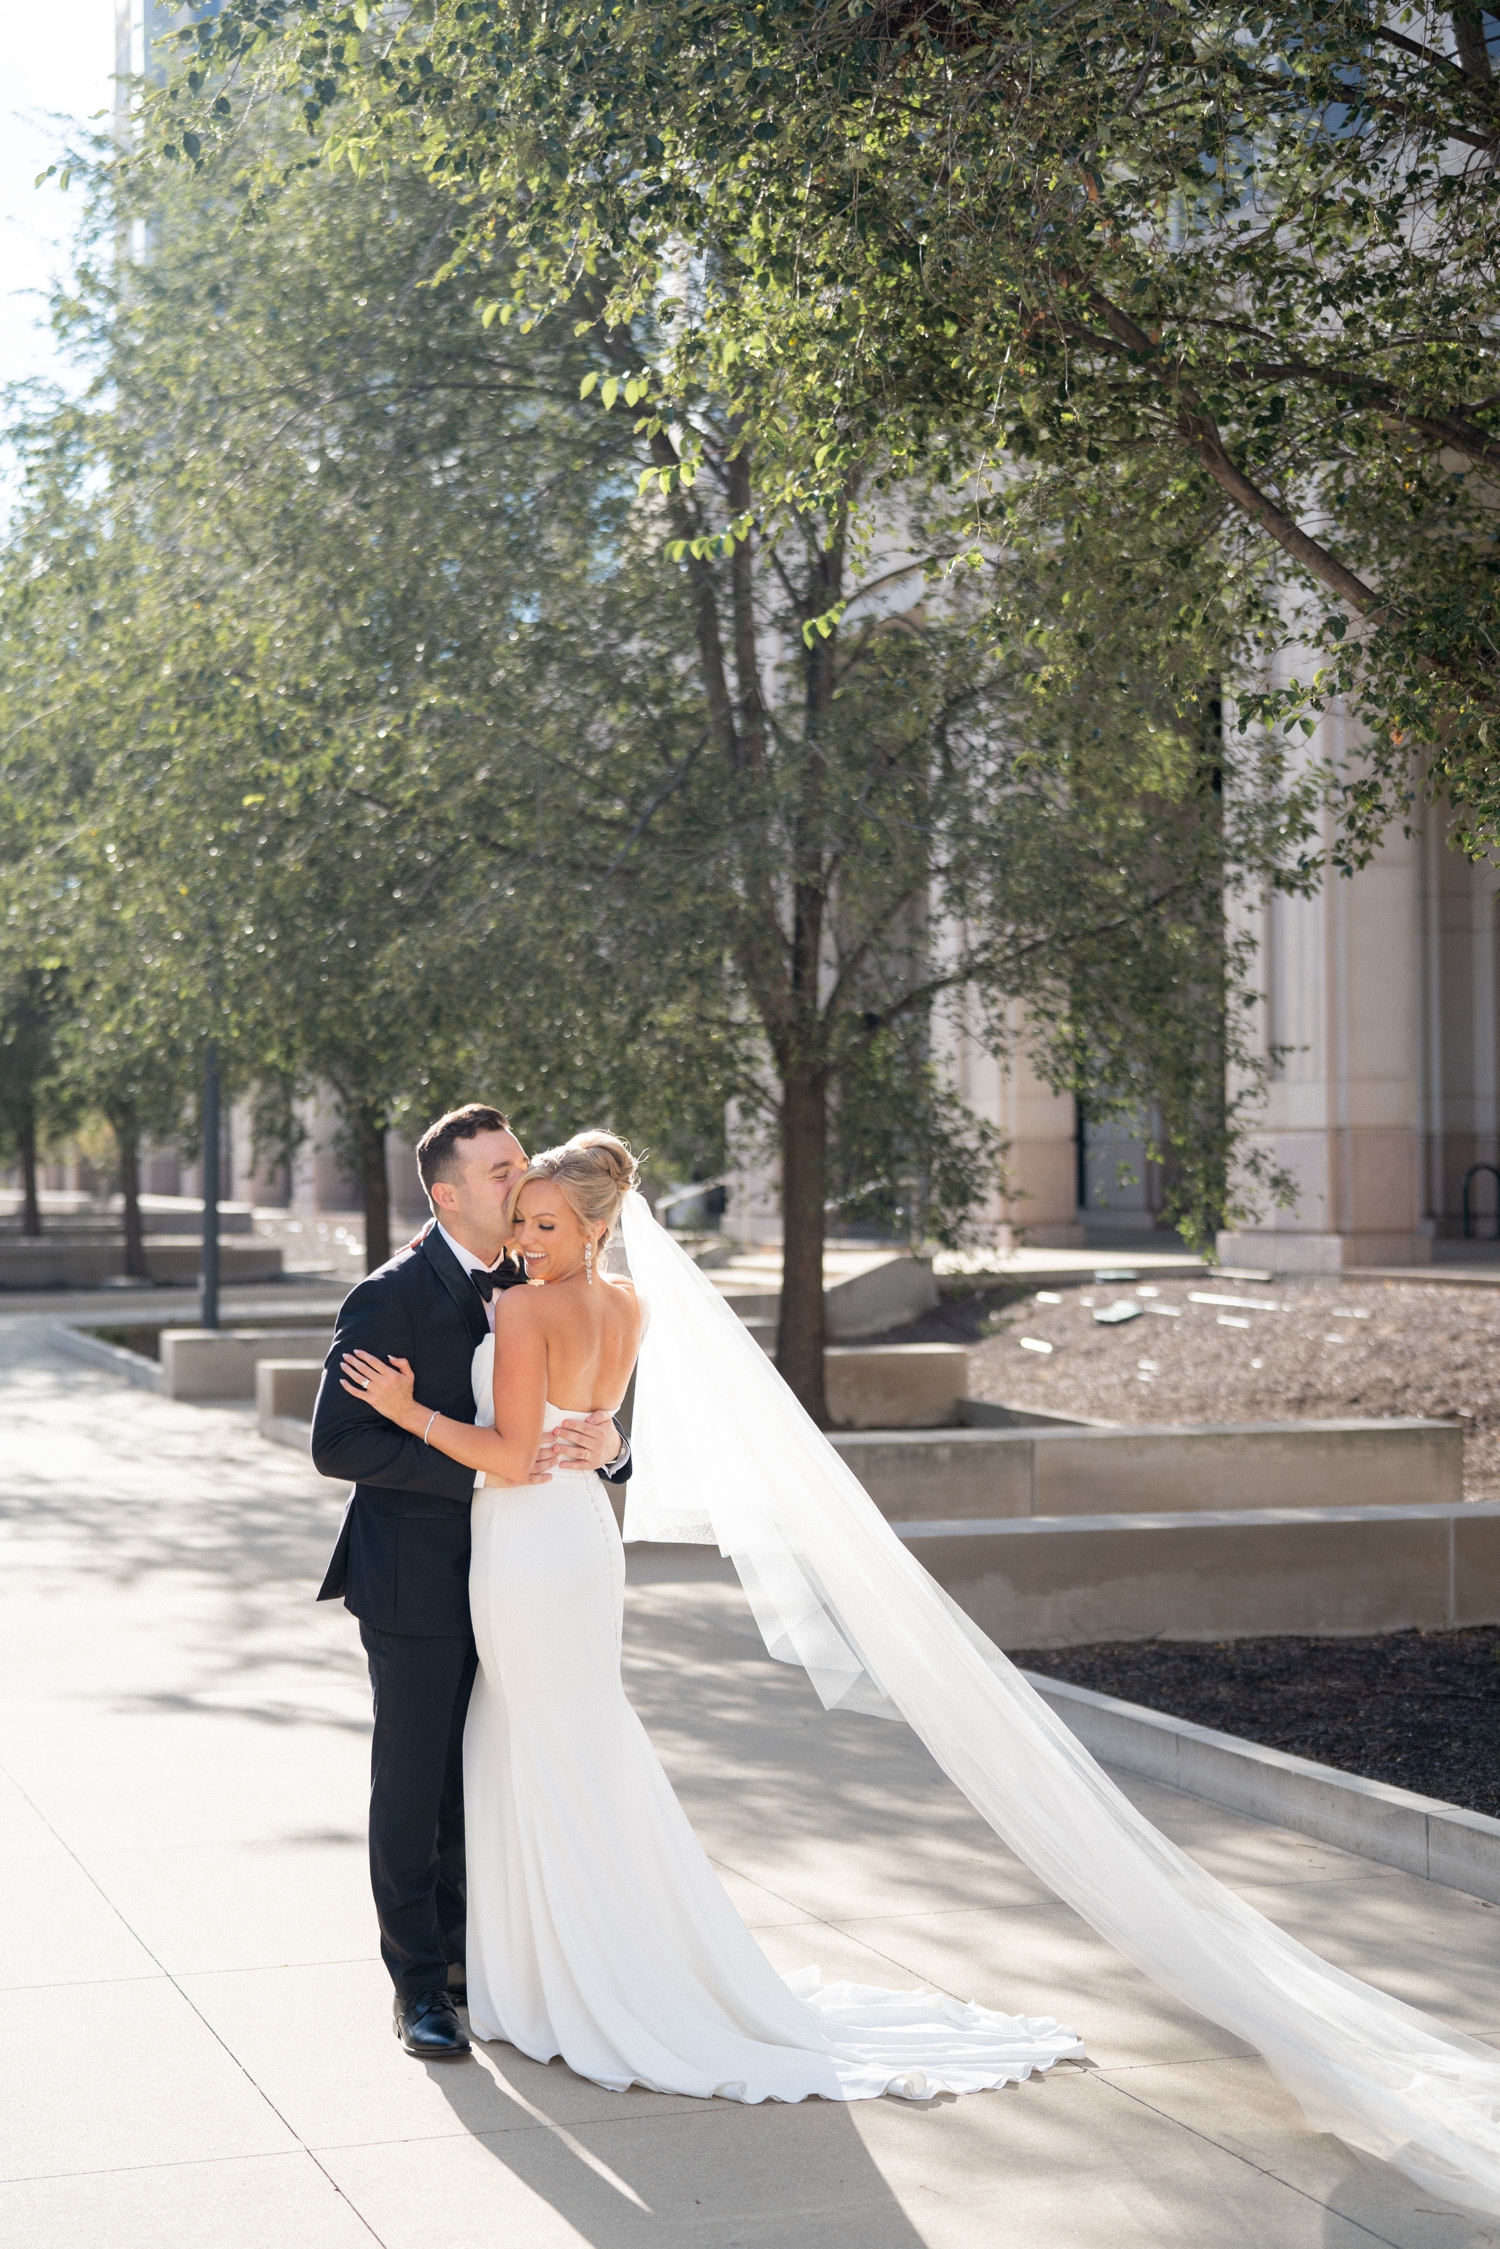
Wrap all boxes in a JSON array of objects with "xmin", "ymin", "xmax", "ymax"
[{"xmin": 470, "ymin": 1260, "xmax": 512, "ymax": 1301}]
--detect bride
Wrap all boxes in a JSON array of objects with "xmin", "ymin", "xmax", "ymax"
[{"xmin": 345, "ymin": 1132, "xmax": 1500, "ymax": 2207}]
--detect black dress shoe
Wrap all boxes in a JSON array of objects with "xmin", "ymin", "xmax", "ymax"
[{"xmin": 394, "ymin": 1988, "xmax": 470, "ymax": 2060}]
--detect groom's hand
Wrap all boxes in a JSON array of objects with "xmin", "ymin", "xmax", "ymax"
[{"xmin": 534, "ymin": 1410, "xmax": 623, "ymax": 1476}]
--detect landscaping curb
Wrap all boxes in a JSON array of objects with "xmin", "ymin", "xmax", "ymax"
[
  {"xmin": 48, "ymin": 1320, "xmax": 163, "ymax": 1394},
  {"xmin": 261, "ymin": 1414, "xmax": 314, "ymax": 1454},
  {"xmin": 1023, "ymin": 1669, "xmax": 1500, "ymax": 1905}
]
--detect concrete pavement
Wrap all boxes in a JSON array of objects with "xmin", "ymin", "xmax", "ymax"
[{"xmin": 3, "ymin": 1313, "xmax": 1499, "ymax": 2248}]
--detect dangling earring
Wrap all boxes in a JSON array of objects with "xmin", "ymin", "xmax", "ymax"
[{"xmin": 584, "ymin": 1241, "xmax": 594, "ymax": 1286}]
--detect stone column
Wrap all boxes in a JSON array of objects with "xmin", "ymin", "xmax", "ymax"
[
  {"xmin": 1218, "ymin": 714, "xmax": 1431, "ymax": 1270},
  {"xmin": 1422, "ymin": 828, "xmax": 1500, "ymax": 1239},
  {"xmin": 949, "ymin": 995, "xmax": 1084, "ymax": 1248}
]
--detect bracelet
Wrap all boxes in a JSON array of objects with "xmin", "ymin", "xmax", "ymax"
[{"xmin": 421, "ymin": 1409, "xmax": 438, "ymax": 1446}]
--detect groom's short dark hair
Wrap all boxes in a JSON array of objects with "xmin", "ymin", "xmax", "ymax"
[{"xmin": 415, "ymin": 1104, "xmax": 512, "ymax": 1192}]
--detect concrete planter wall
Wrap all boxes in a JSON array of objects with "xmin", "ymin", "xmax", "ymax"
[
  {"xmin": 0, "ymin": 1199, "xmax": 257, "ymax": 1239},
  {"xmin": 832, "ymin": 1416, "xmax": 1462, "ymax": 1520},
  {"xmin": 824, "ymin": 1345, "xmax": 969, "ymax": 1429},
  {"xmin": 897, "ymin": 1501, "xmax": 1500, "ymax": 1648},
  {"xmin": 1027, "ymin": 1671, "xmax": 1500, "ymax": 1904},
  {"xmin": 159, "ymin": 1327, "xmax": 330, "ymax": 1401},
  {"xmin": 710, "ymin": 1250, "xmax": 940, "ymax": 1341},
  {"xmin": 1, "ymin": 1237, "xmax": 283, "ymax": 1290}
]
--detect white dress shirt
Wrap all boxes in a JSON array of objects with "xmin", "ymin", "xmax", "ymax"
[
  {"xmin": 436, "ymin": 1223, "xmax": 508, "ymax": 1490},
  {"xmin": 433, "ymin": 1223, "xmax": 628, "ymax": 1484},
  {"xmin": 436, "ymin": 1222, "xmax": 506, "ymax": 1333}
]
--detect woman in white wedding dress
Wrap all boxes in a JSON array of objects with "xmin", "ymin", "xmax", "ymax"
[{"xmin": 341, "ymin": 1131, "xmax": 1082, "ymax": 2103}]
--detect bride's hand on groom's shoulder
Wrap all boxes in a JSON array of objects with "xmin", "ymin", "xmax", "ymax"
[{"xmin": 340, "ymin": 1349, "xmax": 418, "ymax": 1429}]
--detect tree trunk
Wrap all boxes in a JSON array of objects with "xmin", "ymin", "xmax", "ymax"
[
  {"xmin": 777, "ymin": 1067, "xmax": 830, "ymax": 1423},
  {"xmin": 112, "ymin": 1106, "xmax": 146, "ymax": 1278},
  {"xmin": 18, "ymin": 1102, "xmax": 41, "ymax": 1236},
  {"xmin": 356, "ymin": 1106, "xmax": 391, "ymax": 1273}
]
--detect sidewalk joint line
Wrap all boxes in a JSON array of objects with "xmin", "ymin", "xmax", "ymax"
[
  {"xmin": 1095, "ymin": 2072, "xmax": 1420, "ymax": 2247},
  {"xmin": 0, "ymin": 1751, "xmax": 391, "ymax": 2249}
]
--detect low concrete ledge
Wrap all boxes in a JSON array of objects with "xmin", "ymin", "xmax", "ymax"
[
  {"xmin": 710, "ymin": 1250, "xmax": 939, "ymax": 1341},
  {"xmin": 256, "ymin": 1359, "xmax": 323, "ymax": 1436},
  {"xmin": 1023, "ymin": 1669, "xmax": 1500, "ymax": 1905},
  {"xmin": 49, "ymin": 1321, "xmax": 164, "ymax": 1393},
  {"xmin": 1, "ymin": 1237, "xmax": 283, "ymax": 1290},
  {"xmin": 824, "ymin": 1254, "xmax": 939, "ymax": 1339},
  {"xmin": 825, "ymin": 1344, "xmax": 969, "ymax": 1430},
  {"xmin": 896, "ymin": 1501, "xmax": 1500, "ymax": 1647},
  {"xmin": 833, "ymin": 1415, "xmax": 1462, "ymax": 1522},
  {"xmin": 162, "ymin": 1327, "xmax": 330, "ymax": 1402}
]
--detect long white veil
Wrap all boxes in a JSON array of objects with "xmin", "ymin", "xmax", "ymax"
[{"xmin": 617, "ymin": 1191, "xmax": 1500, "ymax": 2217}]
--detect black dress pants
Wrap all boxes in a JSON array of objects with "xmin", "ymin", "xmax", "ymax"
[{"xmin": 359, "ymin": 1620, "xmax": 479, "ymax": 2004}]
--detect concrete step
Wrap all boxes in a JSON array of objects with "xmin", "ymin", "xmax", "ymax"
[
  {"xmin": 825, "ymin": 1345, "xmax": 968, "ymax": 1429},
  {"xmin": 706, "ymin": 1248, "xmax": 938, "ymax": 1339},
  {"xmin": 256, "ymin": 1341, "xmax": 970, "ymax": 1432},
  {"xmin": 832, "ymin": 1415, "xmax": 1462, "ymax": 1521},
  {"xmin": 0, "ymin": 1237, "xmax": 283, "ymax": 1289},
  {"xmin": 161, "ymin": 1326, "xmax": 330, "ymax": 1401},
  {"xmin": 0, "ymin": 1198, "xmax": 256, "ymax": 1239},
  {"xmin": 898, "ymin": 1499, "xmax": 1500, "ymax": 1648},
  {"xmin": 257, "ymin": 1359, "xmax": 323, "ymax": 1433}
]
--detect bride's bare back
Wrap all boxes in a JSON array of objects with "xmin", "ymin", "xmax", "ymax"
[{"xmin": 524, "ymin": 1268, "xmax": 640, "ymax": 1415}]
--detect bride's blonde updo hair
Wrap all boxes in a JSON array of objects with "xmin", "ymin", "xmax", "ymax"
[{"xmin": 505, "ymin": 1130, "xmax": 640, "ymax": 1257}]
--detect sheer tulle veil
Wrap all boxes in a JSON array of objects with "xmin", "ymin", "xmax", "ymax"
[{"xmin": 616, "ymin": 1190, "xmax": 1500, "ymax": 2217}]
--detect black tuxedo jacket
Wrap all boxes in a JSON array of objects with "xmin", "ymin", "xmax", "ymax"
[{"xmin": 312, "ymin": 1223, "xmax": 630, "ymax": 1636}]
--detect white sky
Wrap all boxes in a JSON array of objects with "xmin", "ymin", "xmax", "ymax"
[{"xmin": 2, "ymin": 1, "xmax": 117, "ymax": 403}]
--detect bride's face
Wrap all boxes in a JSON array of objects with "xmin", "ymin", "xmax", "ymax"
[{"xmin": 513, "ymin": 1182, "xmax": 595, "ymax": 1282}]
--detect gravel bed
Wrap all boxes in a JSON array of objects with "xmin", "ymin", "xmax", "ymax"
[
  {"xmin": 877, "ymin": 1274, "xmax": 1500, "ymax": 1497},
  {"xmin": 1009, "ymin": 1629, "xmax": 1500, "ymax": 1817}
]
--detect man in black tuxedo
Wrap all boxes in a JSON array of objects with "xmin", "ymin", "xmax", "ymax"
[{"xmin": 311, "ymin": 1103, "xmax": 631, "ymax": 2059}]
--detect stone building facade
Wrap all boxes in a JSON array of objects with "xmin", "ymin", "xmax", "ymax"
[{"xmin": 971, "ymin": 807, "xmax": 1499, "ymax": 1268}]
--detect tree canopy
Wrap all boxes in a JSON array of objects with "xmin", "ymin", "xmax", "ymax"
[{"xmin": 162, "ymin": 0, "xmax": 1500, "ymax": 856}]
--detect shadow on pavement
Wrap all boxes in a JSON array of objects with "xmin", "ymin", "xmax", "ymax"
[{"xmin": 420, "ymin": 2043, "xmax": 935, "ymax": 2247}]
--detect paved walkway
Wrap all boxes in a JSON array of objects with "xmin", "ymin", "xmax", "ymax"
[{"xmin": 3, "ymin": 1314, "xmax": 1499, "ymax": 2249}]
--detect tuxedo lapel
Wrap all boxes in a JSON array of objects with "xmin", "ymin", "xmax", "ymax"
[{"xmin": 419, "ymin": 1224, "xmax": 491, "ymax": 1350}]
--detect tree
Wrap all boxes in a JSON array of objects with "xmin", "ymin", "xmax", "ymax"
[
  {"xmin": 163, "ymin": 0, "xmax": 1500, "ymax": 855},
  {"xmin": 53, "ymin": 882, "xmax": 198, "ymax": 1276},
  {"xmin": 96, "ymin": 83, "xmax": 1306, "ymax": 1412},
  {"xmin": 0, "ymin": 961, "xmax": 68, "ymax": 1237},
  {"xmin": 8, "ymin": 147, "xmax": 734, "ymax": 1272}
]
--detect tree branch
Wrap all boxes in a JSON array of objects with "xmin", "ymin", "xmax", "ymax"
[{"xmin": 1084, "ymin": 293, "xmax": 1395, "ymax": 627}]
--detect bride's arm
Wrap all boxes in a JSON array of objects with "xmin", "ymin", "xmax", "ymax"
[{"xmin": 339, "ymin": 1291, "xmax": 548, "ymax": 1488}]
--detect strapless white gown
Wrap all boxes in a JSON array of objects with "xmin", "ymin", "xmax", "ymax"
[{"xmin": 462, "ymin": 1337, "xmax": 1082, "ymax": 2101}]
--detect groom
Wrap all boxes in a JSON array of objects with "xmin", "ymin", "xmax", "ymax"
[{"xmin": 311, "ymin": 1103, "xmax": 631, "ymax": 2060}]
